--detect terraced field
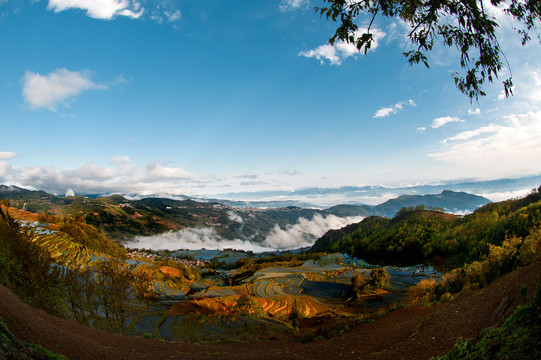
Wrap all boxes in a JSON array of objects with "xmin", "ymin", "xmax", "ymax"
[
  {"xmin": 16, "ymin": 218, "xmax": 440, "ymax": 342},
  {"xmin": 28, "ymin": 230, "xmax": 98, "ymax": 269}
]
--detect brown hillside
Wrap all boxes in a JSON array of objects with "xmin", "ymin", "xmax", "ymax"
[{"xmin": 1, "ymin": 260, "xmax": 539, "ymax": 360}]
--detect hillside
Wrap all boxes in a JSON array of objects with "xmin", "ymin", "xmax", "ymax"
[
  {"xmin": 312, "ymin": 187, "xmax": 541, "ymax": 266},
  {"xmin": 0, "ymin": 186, "xmax": 327, "ymax": 242}
]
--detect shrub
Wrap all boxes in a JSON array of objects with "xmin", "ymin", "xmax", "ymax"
[
  {"xmin": 369, "ymin": 268, "xmax": 390, "ymax": 289},
  {"xmin": 518, "ymin": 227, "xmax": 540, "ymax": 266},
  {"xmin": 408, "ymin": 278, "xmax": 437, "ymax": 304},
  {"xmin": 350, "ymin": 273, "xmax": 369, "ymax": 298},
  {"xmin": 438, "ymin": 269, "xmax": 465, "ymax": 294},
  {"xmin": 233, "ymin": 295, "xmax": 264, "ymax": 318}
]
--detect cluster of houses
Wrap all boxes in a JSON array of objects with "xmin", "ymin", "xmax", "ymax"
[{"xmin": 126, "ymin": 251, "xmax": 208, "ymax": 267}]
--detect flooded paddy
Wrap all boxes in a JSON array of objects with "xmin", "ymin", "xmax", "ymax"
[{"xmin": 128, "ymin": 251, "xmax": 439, "ymax": 341}]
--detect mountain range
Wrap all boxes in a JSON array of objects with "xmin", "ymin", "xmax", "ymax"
[{"xmin": 1, "ymin": 185, "xmax": 491, "ymax": 249}]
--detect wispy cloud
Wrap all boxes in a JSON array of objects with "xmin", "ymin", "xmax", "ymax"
[
  {"xmin": 373, "ymin": 99, "xmax": 416, "ymax": 118},
  {"xmin": 299, "ymin": 29, "xmax": 386, "ymax": 65},
  {"xmin": 47, "ymin": 0, "xmax": 144, "ymax": 20},
  {"xmin": 165, "ymin": 10, "xmax": 181, "ymax": 22},
  {"xmin": 235, "ymin": 174, "xmax": 259, "ymax": 180},
  {"xmin": 21, "ymin": 69, "xmax": 107, "ymax": 111},
  {"xmin": 440, "ymin": 124, "xmax": 501, "ymax": 143},
  {"xmin": 150, "ymin": 9, "xmax": 182, "ymax": 24},
  {"xmin": 431, "ymin": 116, "xmax": 465, "ymax": 128},
  {"xmin": 416, "ymin": 127, "xmax": 427, "ymax": 134},
  {"xmin": 428, "ymin": 111, "xmax": 541, "ymax": 177},
  {"xmin": 279, "ymin": 0, "xmax": 308, "ymax": 12},
  {"xmin": 109, "ymin": 155, "xmax": 131, "ymax": 165}
]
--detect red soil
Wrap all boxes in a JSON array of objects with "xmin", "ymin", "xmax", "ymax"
[{"xmin": 1, "ymin": 260, "xmax": 539, "ymax": 360}]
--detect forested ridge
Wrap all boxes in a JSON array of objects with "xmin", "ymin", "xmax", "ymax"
[{"xmin": 312, "ymin": 187, "xmax": 541, "ymax": 267}]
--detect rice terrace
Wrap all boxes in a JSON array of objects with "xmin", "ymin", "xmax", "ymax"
[{"xmin": 1, "ymin": 0, "xmax": 541, "ymax": 359}]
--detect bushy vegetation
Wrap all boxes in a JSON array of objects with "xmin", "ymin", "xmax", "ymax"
[
  {"xmin": 312, "ymin": 187, "xmax": 541, "ymax": 267},
  {"xmin": 233, "ymin": 295, "xmax": 264, "ymax": 318},
  {"xmin": 408, "ymin": 227, "xmax": 540, "ymax": 304},
  {"xmin": 350, "ymin": 268, "xmax": 390, "ymax": 298}
]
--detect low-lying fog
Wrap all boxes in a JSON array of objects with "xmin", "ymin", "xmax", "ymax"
[{"xmin": 124, "ymin": 214, "xmax": 364, "ymax": 252}]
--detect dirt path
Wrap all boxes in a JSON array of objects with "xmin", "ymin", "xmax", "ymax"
[{"xmin": 1, "ymin": 261, "xmax": 539, "ymax": 360}]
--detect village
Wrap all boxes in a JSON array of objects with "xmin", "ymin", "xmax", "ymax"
[{"xmin": 126, "ymin": 250, "xmax": 208, "ymax": 268}]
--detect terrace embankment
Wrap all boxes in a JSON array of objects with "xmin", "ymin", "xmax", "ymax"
[{"xmin": 1, "ymin": 260, "xmax": 539, "ymax": 360}]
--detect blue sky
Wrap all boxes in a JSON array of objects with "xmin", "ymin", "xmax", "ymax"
[{"xmin": 1, "ymin": 0, "xmax": 540, "ymax": 202}]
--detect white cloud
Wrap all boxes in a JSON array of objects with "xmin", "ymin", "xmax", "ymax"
[
  {"xmin": 109, "ymin": 155, "xmax": 131, "ymax": 164},
  {"xmin": 431, "ymin": 116, "xmax": 465, "ymax": 128},
  {"xmin": 373, "ymin": 99, "xmax": 416, "ymax": 118},
  {"xmin": 127, "ymin": 228, "xmax": 273, "ymax": 252},
  {"xmin": 299, "ymin": 29, "xmax": 386, "ymax": 65},
  {"xmin": 263, "ymin": 214, "xmax": 364, "ymax": 249},
  {"xmin": 67, "ymin": 162, "xmax": 117, "ymax": 180},
  {"xmin": 416, "ymin": 127, "xmax": 427, "ymax": 134},
  {"xmin": 47, "ymin": 0, "xmax": 143, "ymax": 20},
  {"xmin": 299, "ymin": 44, "xmax": 343, "ymax": 65},
  {"xmin": 144, "ymin": 163, "xmax": 194, "ymax": 180},
  {"xmin": 21, "ymin": 69, "xmax": 106, "ymax": 111},
  {"xmin": 373, "ymin": 106, "xmax": 395, "ymax": 118},
  {"xmin": 0, "ymin": 159, "xmax": 196, "ymax": 196},
  {"xmin": 279, "ymin": 0, "xmax": 308, "ymax": 12},
  {"xmin": 441, "ymin": 124, "xmax": 501, "ymax": 143},
  {"xmin": 0, "ymin": 161, "xmax": 12, "ymax": 177},
  {"xmin": 468, "ymin": 108, "xmax": 481, "ymax": 115},
  {"xmin": 0, "ymin": 152, "xmax": 18, "ymax": 160},
  {"xmin": 227, "ymin": 210, "xmax": 243, "ymax": 224},
  {"xmin": 428, "ymin": 111, "xmax": 541, "ymax": 177}
]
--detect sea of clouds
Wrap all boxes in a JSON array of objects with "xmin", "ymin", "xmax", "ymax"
[{"xmin": 125, "ymin": 214, "xmax": 364, "ymax": 252}]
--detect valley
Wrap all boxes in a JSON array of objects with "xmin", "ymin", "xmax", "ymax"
[{"xmin": 0, "ymin": 185, "xmax": 540, "ymax": 359}]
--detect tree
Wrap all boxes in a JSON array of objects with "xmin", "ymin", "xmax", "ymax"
[
  {"xmin": 92, "ymin": 256, "xmax": 154, "ymax": 333},
  {"xmin": 289, "ymin": 298, "xmax": 303, "ymax": 327},
  {"xmin": 316, "ymin": 0, "xmax": 541, "ymax": 101},
  {"xmin": 350, "ymin": 272, "xmax": 368, "ymax": 298},
  {"xmin": 233, "ymin": 295, "xmax": 264, "ymax": 317}
]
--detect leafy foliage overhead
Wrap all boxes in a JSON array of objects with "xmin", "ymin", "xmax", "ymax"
[{"xmin": 316, "ymin": 0, "xmax": 541, "ymax": 101}]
